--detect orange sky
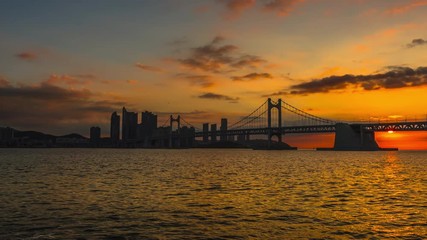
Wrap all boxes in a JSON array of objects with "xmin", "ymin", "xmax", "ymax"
[{"xmin": 0, "ymin": 0, "xmax": 426, "ymax": 149}]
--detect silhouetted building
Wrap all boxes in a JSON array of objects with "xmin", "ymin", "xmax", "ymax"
[
  {"xmin": 122, "ymin": 107, "xmax": 138, "ymax": 141},
  {"xmin": 110, "ymin": 112, "xmax": 120, "ymax": 142},
  {"xmin": 220, "ymin": 118, "xmax": 227, "ymax": 141},
  {"xmin": 203, "ymin": 123, "xmax": 209, "ymax": 142},
  {"xmin": 180, "ymin": 126, "xmax": 195, "ymax": 147},
  {"xmin": 211, "ymin": 124, "xmax": 217, "ymax": 142},
  {"xmin": 0, "ymin": 127, "xmax": 14, "ymax": 141},
  {"xmin": 90, "ymin": 126, "xmax": 101, "ymax": 142}
]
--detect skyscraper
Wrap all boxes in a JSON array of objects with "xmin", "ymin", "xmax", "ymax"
[
  {"xmin": 220, "ymin": 118, "xmax": 227, "ymax": 142},
  {"xmin": 110, "ymin": 112, "xmax": 120, "ymax": 142},
  {"xmin": 122, "ymin": 107, "xmax": 138, "ymax": 141}
]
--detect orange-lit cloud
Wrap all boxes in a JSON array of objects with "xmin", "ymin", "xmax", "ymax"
[
  {"xmin": 216, "ymin": 0, "xmax": 304, "ymax": 19},
  {"xmin": 135, "ymin": 63, "xmax": 164, "ymax": 73},
  {"xmin": 175, "ymin": 73, "xmax": 215, "ymax": 88},
  {"xmin": 262, "ymin": 0, "xmax": 304, "ymax": 16},
  {"xmin": 216, "ymin": 0, "xmax": 256, "ymax": 19},
  {"xmin": 386, "ymin": 0, "xmax": 427, "ymax": 15},
  {"xmin": 45, "ymin": 74, "xmax": 95, "ymax": 86}
]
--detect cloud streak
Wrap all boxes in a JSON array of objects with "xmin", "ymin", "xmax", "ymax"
[
  {"xmin": 216, "ymin": 0, "xmax": 303, "ymax": 19},
  {"xmin": 135, "ymin": 63, "xmax": 164, "ymax": 73},
  {"xmin": 262, "ymin": 0, "xmax": 304, "ymax": 16},
  {"xmin": 386, "ymin": 0, "xmax": 427, "ymax": 14},
  {"xmin": 176, "ymin": 73, "xmax": 215, "ymax": 88},
  {"xmin": 198, "ymin": 92, "xmax": 239, "ymax": 102},
  {"xmin": 232, "ymin": 72, "xmax": 273, "ymax": 81},
  {"xmin": 407, "ymin": 38, "xmax": 427, "ymax": 48},
  {"xmin": 16, "ymin": 52, "xmax": 38, "ymax": 61},
  {"xmin": 287, "ymin": 66, "xmax": 427, "ymax": 95}
]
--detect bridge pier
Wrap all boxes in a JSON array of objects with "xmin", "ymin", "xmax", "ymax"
[
  {"xmin": 169, "ymin": 115, "xmax": 181, "ymax": 148},
  {"xmin": 333, "ymin": 123, "xmax": 379, "ymax": 150},
  {"xmin": 267, "ymin": 98, "xmax": 282, "ymax": 149}
]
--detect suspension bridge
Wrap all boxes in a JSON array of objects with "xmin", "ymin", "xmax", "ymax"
[{"xmin": 162, "ymin": 98, "xmax": 426, "ymax": 150}]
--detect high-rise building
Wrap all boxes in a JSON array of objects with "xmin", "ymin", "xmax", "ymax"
[
  {"xmin": 122, "ymin": 107, "xmax": 138, "ymax": 141},
  {"xmin": 220, "ymin": 118, "xmax": 227, "ymax": 141},
  {"xmin": 203, "ymin": 123, "xmax": 209, "ymax": 142},
  {"xmin": 138, "ymin": 111, "xmax": 158, "ymax": 143},
  {"xmin": 211, "ymin": 124, "xmax": 217, "ymax": 142},
  {"xmin": 110, "ymin": 112, "xmax": 120, "ymax": 142},
  {"xmin": 90, "ymin": 126, "xmax": 101, "ymax": 142},
  {"xmin": 142, "ymin": 111, "xmax": 157, "ymax": 134}
]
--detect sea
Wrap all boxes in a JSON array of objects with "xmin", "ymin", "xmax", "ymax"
[{"xmin": 0, "ymin": 149, "xmax": 426, "ymax": 239}]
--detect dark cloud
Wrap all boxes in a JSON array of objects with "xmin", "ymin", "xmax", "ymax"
[
  {"xmin": 232, "ymin": 72, "xmax": 273, "ymax": 81},
  {"xmin": 262, "ymin": 91, "xmax": 287, "ymax": 97},
  {"xmin": 0, "ymin": 79, "xmax": 126, "ymax": 135},
  {"xmin": 407, "ymin": 38, "xmax": 427, "ymax": 48},
  {"xmin": 16, "ymin": 52, "xmax": 38, "ymax": 61},
  {"xmin": 176, "ymin": 73, "xmax": 215, "ymax": 88},
  {"xmin": 135, "ymin": 63, "xmax": 164, "ymax": 73},
  {"xmin": 177, "ymin": 36, "xmax": 266, "ymax": 73},
  {"xmin": 287, "ymin": 66, "xmax": 427, "ymax": 95},
  {"xmin": 198, "ymin": 92, "xmax": 239, "ymax": 102}
]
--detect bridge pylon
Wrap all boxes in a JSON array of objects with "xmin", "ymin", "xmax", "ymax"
[
  {"xmin": 169, "ymin": 115, "xmax": 181, "ymax": 148},
  {"xmin": 267, "ymin": 98, "xmax": 282, "ymax": 149}
]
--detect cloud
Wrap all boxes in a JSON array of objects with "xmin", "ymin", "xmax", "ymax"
[
  {"xmin": 262, "ymin": 0, "xmax": 304, "ymax": 16},
  {"xmin": 135, "ymin": 63, "xmax": 164, "ymax": 73},
  {"xmin": 198, "ymin": 92, "xmax": 239, "ymax": 102},
  {"xmin": 216, "ymin": 0, "xmax": 256, "ymax": 19},
  {"xmin": 232, "ymin": 72, "xmax": 273, "ymax": 81},
  {"xmin": 262, "ymin": 91, "xmax": 287, "ymax": 97},
  {"xmin": 287, "ymin": 66, "xmax": 427, "ymax": 95},
  {"xmin": 176, "ymin": 73, "xmax": 215, "ymax": 88},
  {"xmin": 0, "ymin": 79, "xmax": 126, "ymax": 135},
  {"xmin": 407, "ymin": 38, "xmax": 427, "ymax": 48},
  {"xmin": 386, "ymin": 0, "xmax": 427, "ymax": 15},
  {"xmin": 177, "ymin": 36, "xmax": 266, "ymax": 73},
  {"xmin": 16, "ymin": 52, "xmax": 38, "ymax": 61}
]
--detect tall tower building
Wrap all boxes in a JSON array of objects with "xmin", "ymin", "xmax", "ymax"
[
  {"xmin": 220, "ymin": 118, "xmax": 227, "ymax": 141},
  {"xmin": 122, "ymin": 107, "xmax": 138, "ymax": 141},
  {"xmin": 110, "ymin": 112, "xmax": 120, "ymax": 142}
]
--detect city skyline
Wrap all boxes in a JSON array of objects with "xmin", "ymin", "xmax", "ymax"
[{"xmin": 1, "ymin": 0, "xmax": 427, "ymax": 149}]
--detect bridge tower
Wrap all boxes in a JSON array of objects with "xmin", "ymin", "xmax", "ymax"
[
  {"xmin": 169, "ymin": 115, "xmax": 181, "ymax": 148},
  {"xmin": 267, "ymin": 98, "xmax": 282, "ymax": 149}
]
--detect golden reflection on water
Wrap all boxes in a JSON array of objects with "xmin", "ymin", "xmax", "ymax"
[{"xmin": 0, "ymin": 149, "xmax": 426, "ymax": 239}]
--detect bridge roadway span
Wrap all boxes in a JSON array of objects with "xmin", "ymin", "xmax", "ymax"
[{"xmin": 194, "ymin": 121, "xmax": 427, "ymax": 137}]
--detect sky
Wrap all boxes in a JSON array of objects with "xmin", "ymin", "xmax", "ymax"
[{"xmin": 1, "ymin": 0, "xmax": 426, "ymax": 149}]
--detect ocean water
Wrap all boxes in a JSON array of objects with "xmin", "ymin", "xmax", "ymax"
[{"xmin": 0, "ymin": 149, "xmax": 426, "ymax": 239}]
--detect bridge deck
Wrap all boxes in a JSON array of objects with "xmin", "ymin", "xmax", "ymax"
[{"xmin": 194, "ymin": 121, "xmax": 427, "ymax": 137}]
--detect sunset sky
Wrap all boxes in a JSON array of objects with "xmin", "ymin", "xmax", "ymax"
[{"xmin": 1, "ymin": 0, "xmax": 426, "ymax": 149}]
